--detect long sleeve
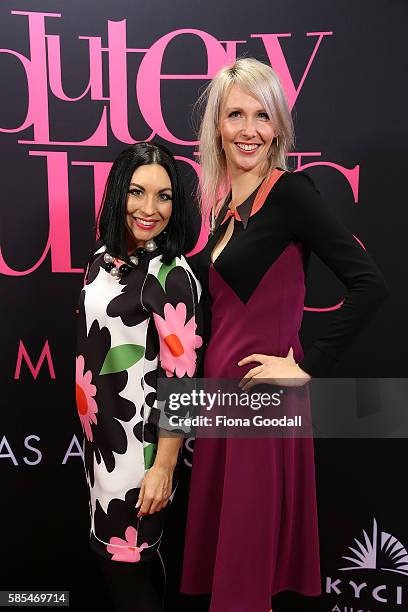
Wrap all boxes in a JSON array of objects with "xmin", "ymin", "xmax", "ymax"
[{"xmin": 279, "ymin": 172, "xmax": 390, "ymax": 376}]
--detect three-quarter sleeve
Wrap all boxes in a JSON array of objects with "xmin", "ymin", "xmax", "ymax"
[
  {"xmin": 142, "ymin": 257, "xmax": 204, "ymax": 432},
  {"xmin": 152, "ymin": 264, "xmax": 203, "ymax": 380},
  {"xmin": 279, "ymin": 172, "xmax": 390, "ymax": 376}
]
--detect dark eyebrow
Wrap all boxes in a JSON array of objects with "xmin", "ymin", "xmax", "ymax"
[{"xmin": 128, "ymin": 183, "xmax": 172, "ymax": 193}]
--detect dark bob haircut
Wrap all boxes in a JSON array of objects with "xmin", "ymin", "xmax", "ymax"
[{"xmin": 98, "ymin": 142, "xmax": 187, "ymax": 264}]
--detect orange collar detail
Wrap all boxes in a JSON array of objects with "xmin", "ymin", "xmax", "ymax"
[{"xmin": 220, "ymin": 168, "xmax": 286, "ymax": 227}]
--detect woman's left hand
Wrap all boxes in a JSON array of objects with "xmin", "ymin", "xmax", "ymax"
[
  {"xmin": 136, "ymin": 464, "xmax": 174, "ymax": 517},
  {"xmin": 238, "ymin": 347, "xmax": 311, "ymax": 390}
]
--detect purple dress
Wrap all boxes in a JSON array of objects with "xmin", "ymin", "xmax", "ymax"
[{"xmin": 181, "ymin": 170, "xmax": 389, "ymax": 612}]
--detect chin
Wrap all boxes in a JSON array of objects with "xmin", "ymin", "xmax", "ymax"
[
  {"xmin": 138, "ymin": 227, "xmax": 165, "ymax": 243},
  {"xmin": 236, "ymin": 158, "xmax": 262, "ymax": 172},
  {"xmin": 135, "ymin": 231, "xmax": 155, "ymax": 242},
  {"xmin": 229, "ymin": 153, "xmax": 261, "ymax": 172}
]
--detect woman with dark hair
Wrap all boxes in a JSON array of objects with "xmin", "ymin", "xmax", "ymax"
[{"xmin": 75, "ymin": 142, "xmax": 203, "ymax": 611}]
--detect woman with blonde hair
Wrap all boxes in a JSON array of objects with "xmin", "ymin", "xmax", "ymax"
[{"xmin": 181, "ymin": 58, "xmax": 389, "ymax": 611}]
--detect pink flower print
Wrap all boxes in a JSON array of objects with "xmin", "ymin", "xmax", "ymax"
[
  {"xmin": 153, "ymin": 303, "xmax": 203, "ymax": 377},
  {"xmin": 75, "ymin": 355, "xmax": 98, "ymax": 442},
  {"xmin": 107, "ymin": 526, "xmax": 148, "ymax": 562}
]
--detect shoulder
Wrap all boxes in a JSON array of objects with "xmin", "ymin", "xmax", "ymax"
[
  {"xmin": 93, "ymin": 239, "xmax": 105, "ymax": 254},
  {"xmin": 273, "ymin": 170, "xmax": 321, "ymax": 199},
  {"xmin": 261, "ymin": 171, "xmax": 330, "ymax": 235},
  {"xmin": 177, "ymin": 254, "xmax": 200, "ymax": 280},
  {"xmin": 146, "ymin": 254, "xmax": 202, "ymax": 296},
  {"xmin": 175, "ymin": 255, "xmax": 203, "ymax": 299},
  {"xmin": 87, "ymin": 239, "xmax": 105, "ymax": 267},
  {"xmin": 146, "ymin": 253, "xmax": 195, "ymax": 277},
  {"xmin": 267, "ymin": 171, "xmax": 323, "ymax": 224}
]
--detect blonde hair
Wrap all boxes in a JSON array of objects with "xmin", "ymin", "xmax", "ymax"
[{"xmin": 196, "ymin": 57, "xmax": 294, "ymax": 223}]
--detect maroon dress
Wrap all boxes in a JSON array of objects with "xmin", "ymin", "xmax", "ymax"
[{"xmin": 181, "ymin": 169, "xmax": 389, "ymax": 612}]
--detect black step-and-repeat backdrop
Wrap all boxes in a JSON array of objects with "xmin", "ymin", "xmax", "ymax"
[{"xmin": 1, "ymin": 1, "xmax": 406, "ymax": 610}]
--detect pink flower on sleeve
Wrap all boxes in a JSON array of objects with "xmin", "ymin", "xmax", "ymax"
[{"xmin": 153, "ymin": 303, "xmax": 203, "ymax": 377}]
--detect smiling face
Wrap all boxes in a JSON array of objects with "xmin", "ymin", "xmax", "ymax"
[
  {"xmin": 219, "ymin": 84, "xmax": 276, "ymax": 176},
  {"xmin": 125, "ymin": 163, "xmax": 173, "ymax": 249}
]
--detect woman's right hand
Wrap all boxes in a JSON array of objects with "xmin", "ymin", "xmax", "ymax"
[{"xmin": 136, "ymin": 463, "xmax": 174, "ymax": 517}]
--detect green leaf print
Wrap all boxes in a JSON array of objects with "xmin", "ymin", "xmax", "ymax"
[
  {"xmin": 157, "ymin": 259, "xmax": 176, "ymax": 291},
  {"xmin": 100, "ymin": 344, "xmax": 145, "ymax": 375},
  {"xmin": 144, "ymin": 443, "xmax": 157, "ymax": 469}
]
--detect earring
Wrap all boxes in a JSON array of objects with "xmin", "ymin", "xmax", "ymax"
[{"xmin": 275, "ymin": 136, "xmax": 279, "ymax": 148}]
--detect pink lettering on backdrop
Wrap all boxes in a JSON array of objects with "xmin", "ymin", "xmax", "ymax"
[
  {"xmin": 0, "ymin": 11, "xmax": 107, "ymax": 146},
  {"xmin": 291, "ymin": 154, "xmax": 361, "ymax": 313},
  {"xmin": 0, "ymin": 9, "xmax": 354, "ymax": 280},
  {"xmin": 14, "ymin": 340, "xmax": 56, "ymax": 379},
  {"xmin": 0, "ymin": 14, "xmax": 333, "ymax": 145},
  {"xmin": 253, "ymin": 32, "xmax": 333, "ymax": 109},
  {"xmin": 219, "ymin": 40, "xmax": 247, "ymax": 64},
  {"xmin": 107, "ymin": 20, "xmax": 155, "ymax": 144},
  {"xmin": 173, "ymin": 155, "xmax": 211, "ymax": 256},
  {"xmin": 0, "ymin": 151, "xmax": 83, "ymax": 275},
  {"xmin": 0, "ymin": 11, "xmax": 57, "ymax": 139},
  {"xmin": 47, "ymin": 34, "xmax": 105, "ymax": 101},
  {"xmin": 137, "ymin": 29, "xmax": 229, "ymax": 145},
  {"xmin": 72, "ymin": 161, "xmax": 112, "ymax": 220}
]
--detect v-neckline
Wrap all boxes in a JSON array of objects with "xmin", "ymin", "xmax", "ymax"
[
  {"xmin": 210, "ymin": 180, "xmax": 262, "ymax": 265},
  {"xmin": 210, "ymin": 215, "xmax": 235, "ymax": 264}
]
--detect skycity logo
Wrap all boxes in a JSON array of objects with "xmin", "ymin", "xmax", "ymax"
[
  {"xmin": 326, "ymin": 519, "xmax": 408, "ymax": 608},
  {"xmin": 340, "ymin": 519, "xmax": 408, "ymax": 576}
]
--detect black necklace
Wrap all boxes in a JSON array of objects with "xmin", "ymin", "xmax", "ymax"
[{"xmin": 102, "ymin": 238, "xmax": 159, "ymax": 279}]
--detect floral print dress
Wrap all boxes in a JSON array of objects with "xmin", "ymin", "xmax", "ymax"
[{"xmin": 75, "ymin": 243, "xmax": 203, "ymax": 562}]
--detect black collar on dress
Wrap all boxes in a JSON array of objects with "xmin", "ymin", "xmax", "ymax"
[{"xmin": 213, "ymin": 185, "xmax": 260, "ymax": 232}]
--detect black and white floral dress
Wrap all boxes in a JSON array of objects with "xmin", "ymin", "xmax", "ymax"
[{"xmin": 75, "ymin": 243, "xmax": 203, "ymax": 562}]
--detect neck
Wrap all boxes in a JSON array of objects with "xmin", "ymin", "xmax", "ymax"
[
  {"xmin": 228, "ymin": 165, "xmax": 266, "ymax": 210},
  {"xmin": 126, "ymin": 234, "xmax": 149, "ymax": 253}
]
